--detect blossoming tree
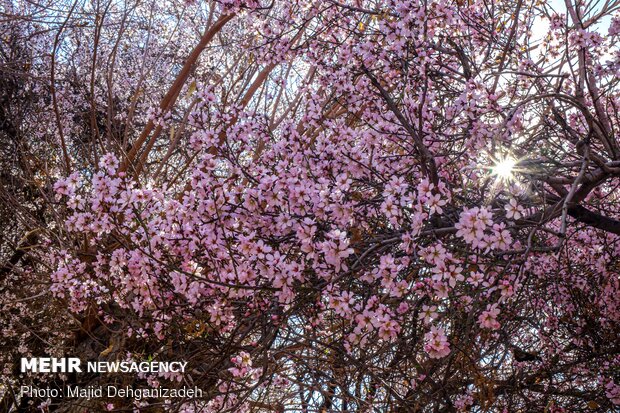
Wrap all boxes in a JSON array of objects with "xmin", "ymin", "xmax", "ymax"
[{"xmin": 1, "ymin": 0, "xmax": 619, "ymax": 411}]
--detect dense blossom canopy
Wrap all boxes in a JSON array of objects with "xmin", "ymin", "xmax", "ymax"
[{"xmin": 1, "ymin": 0, "xmax": 620, "ymax": 411}]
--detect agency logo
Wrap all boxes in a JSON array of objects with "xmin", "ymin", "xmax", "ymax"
[
  {"xmin": 21, "ymin": 358, "xmax": 82, "ymax": 373},
  {"xmin": 20, "ymin": 358, "xmax": 188, "ymax": 373}
]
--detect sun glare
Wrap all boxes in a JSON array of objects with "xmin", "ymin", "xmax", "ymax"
[{"xmin": 492, "ymin": 157, "xmax": 516, "ymax": 180}]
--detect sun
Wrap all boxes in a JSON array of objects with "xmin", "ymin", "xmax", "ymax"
[
  {"xmin": 479, "ymin": 153, "xmax": 524, "ymax": 199},
  {"xmin": 492, "ymin": 156, "xmax": 517, "ymax": 180}
]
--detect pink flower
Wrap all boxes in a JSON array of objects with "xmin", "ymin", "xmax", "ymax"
[
  {"xmin": 354, "ymin": 309, "xmax": 377, "ymax": 332},
  {"xmin": 490, "ymin": 223, "xmax": 512, "ymax": 251},
  {"xmin": 228, "ymin": 351, "xmax": 256, "ymax": 378},
  {"xmin": 99, "ymin": 153, "xmax": 119, "ymax": 174},
  {"xmin": 455, "ymin": 207, "xmax": 487, "ymax": 245},
  {"xmin": 426, "ymin": 193, "xmax": 446, "ymax": 215},
  {"xmin": 420, "ymin": 243, "xmax": 447, "ymax": 265},
  {"xmin": 54, "ymin": 179, "xmax": 70, "ymax": 197},
  {"xmin": 321, "ymin": 229, "xmax": 354, "ymax": 272},
  {"xmin": 468, "ymin": 272, "xmax": 484, "ymax": 286},
  {"xmin": 381, "ymin": 196, "xmax": 401, "ymax": 220},
  {"xmin": 610, "ymin": 16, "xmax": 620, "ymax": 36},
  {"xmin": 417, "ymin": 179, "xmax": 434, "ymax": 201},
  {"xmin": 443, "ymin": 264, "xmax": 464, "ymax": 288},
  {"xmin": 550, "ymin": 13, "xmax": 565, "ymax": 30},
  {"xmin": 455, "ymin": 393, "xmax": 474, "ymax": 411},
  {"xmin": 478, "ymin": 304, "xmax": 500, "ymax": 330},
  {"xmin": 397, "ymin": 301, "xmax": 409, "ymax": 314},
  {"xmin": 378, "ymin": 316, "xmax": 401, "ymax": 341},
  {"xmin": 419, "ymin": 305, "xmax": 438, "ymax": 325},
  {"xmin": 329, "ymin": 291, "xmax": 354, "ymax": 317},
  {"xmin": 424, "ymin": 326, "xmax": 451, "ymax": 358},
  {"xmin": 605, "ymin": 380, "xmax": 620, "ymax": 405},
  {"xmin": 505, "ymin": 198, "xmax": 524, "ymax": 220}
]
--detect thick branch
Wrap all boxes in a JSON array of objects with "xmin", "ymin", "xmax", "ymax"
[
  {"xmin": 568, "ymin": 204, "xmax": 620, "ymax": 235},
  {"xmin": 121, "ymin": 13, "xmax": 235, "ymax": 176}
]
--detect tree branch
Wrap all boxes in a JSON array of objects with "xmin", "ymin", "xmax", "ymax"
[{"xmin": 568, "ymin": 204, "xmax": 620, "ymax": 235}]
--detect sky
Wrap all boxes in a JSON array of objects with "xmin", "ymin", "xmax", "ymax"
[{"xmin": 531, "ymin": 0, "xmax": 615, "ymax": 41}]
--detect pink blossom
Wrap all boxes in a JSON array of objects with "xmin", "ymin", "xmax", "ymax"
[
  {"xmin": 419, "ymin": 305, "xmax": 438, "ymax": 325},
  {"xmin": 424, "ymin": 326, "xmax": 451, "ymax": 359},
  {"xmin": 478, "ymin": 304, "xmax": 501, "ymax": 330},
  {"xmin": 504, "ymin": 198, "xmax": 524, "ymax": 220}
]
